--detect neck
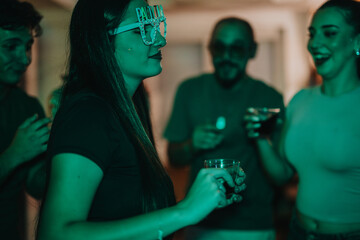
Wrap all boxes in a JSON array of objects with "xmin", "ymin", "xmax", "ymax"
[
  {"xmin": 124, "ymin": 76, "xmax": 143, "ymax": 97},
  {"xmin": 321, "ymin": 68, "xmax": 360, "ymax": 97}
]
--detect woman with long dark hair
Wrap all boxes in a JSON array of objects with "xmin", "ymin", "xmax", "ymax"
[
  {"xmin": 246, "ymin": 0, "xmax": 360, "ymax": 239},
  {"xmin": 36, "ymin": 0, "xmax": 246, "ymax": 239}
]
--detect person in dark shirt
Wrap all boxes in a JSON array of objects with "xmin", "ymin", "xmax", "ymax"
[
  {"xmin": 0, "ymin": 1, "xmax": 50, "ymax": 239},
  {"xmin": 164, "ymin": 17, "xmax": 284, "ymax": 239},
  {"xmin": 36, "ymin": 0, "xmax": 246, "ymax": 240}
]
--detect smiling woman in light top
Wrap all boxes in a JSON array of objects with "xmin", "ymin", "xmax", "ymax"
[
  {"xmin": 245, "ymin": 0, "xmax": 360, "ymax": 239},
  {"xmin": 36, "ymin": 0, "xmax": 246, "ymax": 240}
]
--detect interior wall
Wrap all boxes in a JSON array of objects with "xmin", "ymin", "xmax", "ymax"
[
  {"xmin": 29, "ymin": 1, "xmax": 315, "ymax": 179},
  {"xmin": 38, "ymin": 8, "xmax": 71, "ymax": 111},
  {"xmin": 140, "ymin": 6, "xmax": 314, "ymax": 202},
  {"xmin": 31, "ymin": 3, "xmax": 314, "ymax": 113},
  {"xmin": 145, "ymin": 5, "xmax": 313, "ymax": 160}
]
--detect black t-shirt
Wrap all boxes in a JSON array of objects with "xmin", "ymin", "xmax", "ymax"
[
  {"xmin": 0, "ymin": 87, "xmax": 45, "ymax": 240},
  {"xmin": 48, "ymin": 92, "xmax": 149, "ymax": 220}
]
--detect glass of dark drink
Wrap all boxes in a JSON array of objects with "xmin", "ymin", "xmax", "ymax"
[
  {"xmin": 247, "ymin": 107, "xmax": 280, "ymax": 136},
  {"xmin": 204, "ymin": 159, "xmax": 241, "ymax": 199}
]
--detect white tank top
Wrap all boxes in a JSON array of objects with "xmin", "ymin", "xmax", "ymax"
[{"xmin": 285, "ymin": 86, "xmax": 360, "ymax": 223}]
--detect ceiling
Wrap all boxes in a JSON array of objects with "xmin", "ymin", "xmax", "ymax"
[{"xmin": 39, "ymin": 0, "xmax": 326, "ymax": 11}]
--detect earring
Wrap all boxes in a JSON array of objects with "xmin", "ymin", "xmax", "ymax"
[{"xmin": 355, "ymin": 49, "xmax": 360, "ymax": 56}]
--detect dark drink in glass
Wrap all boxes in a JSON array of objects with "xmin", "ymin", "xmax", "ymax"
[
  {"xmin": 204, "ymin": 159, "xmax": 241, "ymax": 198},
  {"xmin": 248, "ymin": 108, "xmax": 280, "ymax": 136}
]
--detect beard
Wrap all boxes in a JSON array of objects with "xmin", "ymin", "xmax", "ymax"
[{"xmin": 213, "ymin": 60, "xmax": 245, "ymax": 89}]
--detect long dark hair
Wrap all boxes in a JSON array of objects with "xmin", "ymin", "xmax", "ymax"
[
  {"xmin": 317, "ymin": 0, "xmax": 360, "ymax": 78},
  {"xmin": 63, "ymin": 0, "xmax": 175, "ymax": 212}
]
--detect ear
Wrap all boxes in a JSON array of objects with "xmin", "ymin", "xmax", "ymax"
[{"xmin": 249, "ymin": 41, "xmax": 258, "ymax": 59}]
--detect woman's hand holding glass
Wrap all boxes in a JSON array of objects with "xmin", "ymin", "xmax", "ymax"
[
  {"xmin": 244, "ymin": 107, "xmax": 281, "ymax": 138},
  {"xmin": 179, "ymin": 166, "xmax": 246, "ymax": 225}
]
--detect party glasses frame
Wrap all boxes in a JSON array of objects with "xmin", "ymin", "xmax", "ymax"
[{"xmin": 108, "ymin": 5, "xmax": 167, "ymax": 46}]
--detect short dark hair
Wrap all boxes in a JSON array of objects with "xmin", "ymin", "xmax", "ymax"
[
  {"xmin": 210, "ymin": 17, "xmax": 255, "ymax": 45},
  {"xmin": 0, "ymin": 0, "xmax": 43, "ymax": 36},
  {"xmin": 209, "ymin": 17, "xmax": 257, "ymax": 58}
]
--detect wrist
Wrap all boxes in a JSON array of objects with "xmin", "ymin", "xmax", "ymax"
[
  {"xmin": 3, "ymin": 147, "xmax": 26, "ymax": 164},
  {"xmin": 174, "ymin": 199, "xmax": 197, "ymax": 226},
  {"xmin": 0, "ymin": 148, "xmax": 25, "ymax": 174}
]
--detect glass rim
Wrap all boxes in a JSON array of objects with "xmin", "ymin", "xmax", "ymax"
[
  {"xmin": 204, "ymin": 158, "xmax": 239, "ymax": 162},
  {"xmin": 247, "ymin": 107, "xmax": 280, "ymax": 114},
  {"xmin": 204, "ymin": 158, "xmax": 240, "ymax": 168}
]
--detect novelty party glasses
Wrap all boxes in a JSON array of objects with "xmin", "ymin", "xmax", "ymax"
[{"xmin": 108, "ymin": 5, "xmax": 167, "ymax": 46}]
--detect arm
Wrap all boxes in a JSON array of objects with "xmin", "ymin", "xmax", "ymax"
[
  {"xmin": 0, "ymin": 147, "xmax": 25, "ymax": 184},
  {"xmin": 37, "ymin": 153, "xmax": 244, "ymax": 240},
  {"xmin": 0, "ymin": 115, "xmax": 50, "ymax": 185},
  {"xmin": 254, "ymin": 119, "xmax": 295, "ymax": 186}
]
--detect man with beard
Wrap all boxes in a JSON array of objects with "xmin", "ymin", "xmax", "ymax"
[
  {"xmin": 164, "ymin": 17, "xmax": 285, "ymax": 239},
  {"xmin": 0, "ymin": 1, "xmax": 50, "ymax": 239}
]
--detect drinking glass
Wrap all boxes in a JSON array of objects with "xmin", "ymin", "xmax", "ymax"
[
  {"xmin": 247, "ymin": 107, "xmax": 280, "ymax": 135},
  {"xmin": 204, "ymin": 158, "xmax": 241, "ymax": 198}
]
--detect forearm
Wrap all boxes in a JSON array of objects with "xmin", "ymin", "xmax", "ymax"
[
  {"xmin": 0, "ymin": 148, "xmax": 23, "ymax": 184},
  {"xmin": 38, "ymin": 203, "xmax": 191, "ymax": 240},
  {"xmin": 168, "ymin": 140, "xmax": 198, "ymax": 167},
  {"xmin": 255, "ymin": 138, "xmax": 294, "ymax": 186}
]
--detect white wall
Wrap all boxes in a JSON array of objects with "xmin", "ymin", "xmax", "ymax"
[{"xmin": 144, "ymin": 6, "xmax": 314, "ymax": 166}]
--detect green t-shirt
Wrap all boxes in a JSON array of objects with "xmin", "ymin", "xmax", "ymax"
[{"xmin": 164, "ymin": 73, "xmax": 285, "ymax": 230}]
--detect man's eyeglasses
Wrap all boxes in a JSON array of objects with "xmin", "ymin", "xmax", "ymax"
[
  {"xmin": 108, "ymin": 5, "xmax": 167, "ymax": 46},
  {"xmin": 209, "ymin": 42, "xmax": 251, "ymax": 59}
]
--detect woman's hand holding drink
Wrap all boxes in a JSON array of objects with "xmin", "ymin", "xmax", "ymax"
[
  {"xmin": 180, "ymin": 162, "xmax": 246, "ymax": 225},
  {"xmin": 244, "ymin": 107, "xmax": 281, "ymax": 138},
  {"xmin": 204, "ymin": 159, "xmax": 246, "ymax": 206}
]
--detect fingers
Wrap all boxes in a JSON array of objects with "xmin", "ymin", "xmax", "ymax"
[
  {"xmin": 207, "ymin": 169, "xmax": 235, "ymax": 187},
  {"xmin": 218, "ymin": 190, "xmax": 245, "ymax": 208},
  {"xmin": 16, "ymin": 116, "xmax": 50, "ymax": 147},
  {"xmin": 36, "ymin": 125, "xmax": 51, "ymax": 138},
  {"xmin": 216, "ymin": 192, "xmax": 243, "ymax": 208},
  {"xmin": 39, "ymin": 143, "xmax": 48, "ymax": 153},
  {"xmin": 28, "ymin": 118, "xmax": 51, "ymax": 132},
  {"xmin": 197, "ymin": 137, "xmax": 223, "ymax": 149},
  {"xmin": 195, "ymin": 169, "xmax": 245, "ymax": 210},
  {"xmin": 235, "ymin": 183, "xmax": 247, "ymax": 193},
  {"xmin": 245, "ymin": 121, "xmax": 261, "ymax": 138},
  {"xmin": 215, "ymin": 179, "xmax": 227, "ymax": 194},
  {"xmin": 235, "ymin": 175, "xmax": 246, "ymax": 187},
  {"xmin": 229, "ymin": 194, "xmax": 243, "ymax": 204},
  {"xmin": 39, "ymin": 133, "xmax": 50, "ymax": 145},
  {"xmin": 238, "ymin": 167, "xmax": 246, "ymax": 177},
  {"xmin": 217, "ymin": 198, "xmax": 228, "ymax": 208},
  {"xmin": 18, "ymin": 114, "xmax": 38, "ymax": 129},
  {"xmin": 193, "ymin": 125, "xmax": 224, "ymax": 150}
]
